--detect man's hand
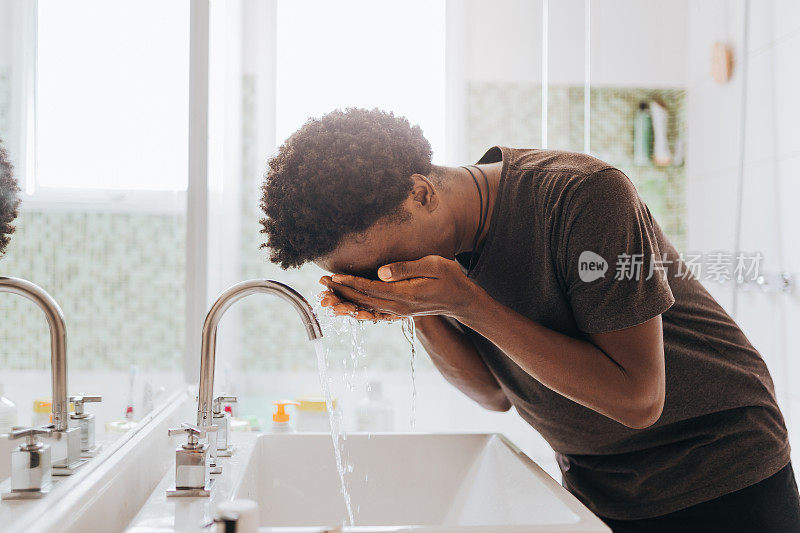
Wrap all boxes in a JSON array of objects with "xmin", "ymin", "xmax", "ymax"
[
  {"xmin": 318, "ymin": 288, "xmax": 403, "ymax": 322},
  {"xmin": 320, "ymin": 255, "xmax": 480, "ymax": 319}
]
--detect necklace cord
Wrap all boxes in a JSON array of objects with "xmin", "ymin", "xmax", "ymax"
[
  {"xmin": 461, "ymin": 165, "xmax": 489, "ymax": 271},
  {"xmin": 471, "ymin": 165, "xmax": 491, "ymax": 251}
]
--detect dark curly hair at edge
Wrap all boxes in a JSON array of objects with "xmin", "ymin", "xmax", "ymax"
[
  {"xmin": 0, "ymin": 139, "xmax": 21, "ymax": 257},
  {"xmin": 260, "ymin": 107, "xmax": 433, "ymax": 269}
]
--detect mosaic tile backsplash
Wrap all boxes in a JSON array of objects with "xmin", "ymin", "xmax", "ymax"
[
  {"xmin": 0, "ymin": 80, "xmax": 685, "ymax": 372},
  {"xmin": 0, "ymin": 211, "xmax": 185, "ymax": 371}
]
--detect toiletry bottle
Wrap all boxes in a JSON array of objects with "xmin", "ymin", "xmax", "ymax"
[
  {"xmin": 357, "ymin": 381, "xmax": 394, "ymax": 432},
  {"xmin": 633, "ymin": 101, "xmax": 653, "ymax": 166},
  {"xmin": 125, "ymin": 364, "xmax": 137, "ymax": 420},
  {"xmin": 33, "ymin": 399, "xmax": 52, "ymax": 427},
  {"xmin": 649, "ymin": 100, "xmax": 673, "ymax": 166},
  {"xmin": 0, "ymin": 382, "xmax": 18, "ymax": 434},
  {"xmin": 270, "ymin": 400, "xmax": 299, "ymax": 433},
  {"xmin": 295, "ymin": 396, "xmax": 335, "ymax": 432}
]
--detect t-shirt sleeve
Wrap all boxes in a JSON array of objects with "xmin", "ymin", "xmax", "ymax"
[{"xmin": 558, "ymin": 167, "xmax": 674, "ymax": 334}]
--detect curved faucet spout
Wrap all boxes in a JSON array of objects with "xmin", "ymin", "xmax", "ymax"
[
  {"xmin": 197, "ymin": 279, "xmax": 323, "ymax": 427},
  {"xmin": 0, "ymin": 277, "xmax": 69, "ymax": 431}
]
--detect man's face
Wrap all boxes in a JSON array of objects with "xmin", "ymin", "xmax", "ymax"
[{"xmin": 315, "ymin": 200, "xmax": 451, "ymax": 279}]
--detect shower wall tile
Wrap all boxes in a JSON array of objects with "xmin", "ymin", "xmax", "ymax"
[{"xmin": 468, "ymin": 83, "xmax": 687, "ymax": 249}]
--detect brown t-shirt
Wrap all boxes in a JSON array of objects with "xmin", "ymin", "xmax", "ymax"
[{"xmin": 458, "ymin": 146, "xmax": 790, "ymax": 520}]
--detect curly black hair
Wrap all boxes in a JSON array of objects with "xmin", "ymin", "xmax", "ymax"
[
  {"xmin": 0, "ymin": 139, "xmax": 21, "ymax": 257},
  {"xmin": 260, "ymin": 107, "xmax": 433, "ymax": 269}
]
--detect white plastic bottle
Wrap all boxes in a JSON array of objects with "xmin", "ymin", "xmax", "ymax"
[
  {"xmin": 357, "ymin": 381, "xmax": 394, "ymax": 432},
  {"xmin": 0, "ymin": 382, "xmax": 18, "ymax": 434},
  {"xmin": 270, "ymin": 400, "xmax": 299, "ymax": 433}
]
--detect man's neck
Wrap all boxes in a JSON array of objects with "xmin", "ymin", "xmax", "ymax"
[{"xmin": 441, "ymin": 162, "xmax": 503, "ymax": 256}]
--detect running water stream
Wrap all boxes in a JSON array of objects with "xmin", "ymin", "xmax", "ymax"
[
  {"xmin": 402, "ymin": 317, "xmax": 417, "ymax": 429},
  {"xmin": 313, "ymin": 337, "xmax": 355, "ymax": 526},
  {"xmin": 312, "ymin": 303, "xmax": 419, "ymax": 527}
]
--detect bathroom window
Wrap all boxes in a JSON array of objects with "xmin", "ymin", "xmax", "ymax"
[
  {"xmin": 22, "ymin": 0, "xmax": 190, "ymax": 207},
  {"xmin": 275, "ymin": 0, "xmax": 447, "ymax": 161}
]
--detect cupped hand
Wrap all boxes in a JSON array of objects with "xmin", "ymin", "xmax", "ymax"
[
  {"xmin": 318, "ymin": 286, "xmax": 404, "ymax": 322},
  {"xmin": 320, "ymin": 255, "xmax": 480, "ymax": 319}
]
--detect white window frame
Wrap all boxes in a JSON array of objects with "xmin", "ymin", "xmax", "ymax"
[{"xmin": 10, "ymin": 0, "xmax": 187, "ymax": 215}]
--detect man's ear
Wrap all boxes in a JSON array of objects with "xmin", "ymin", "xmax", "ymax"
[{"xmin": 409, "ymin": 173, "xmax": 439, "ymax": 212}]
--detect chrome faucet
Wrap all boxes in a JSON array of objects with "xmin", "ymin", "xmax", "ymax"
[
  {"xmin": 0, "ymin": 277, "xmax": 89, "ymax": 496},
  {"xmin": 167, "ymin": 279, "xmax": 322, "ymax": 497},
  {"xmin": 0, "ymin": 278, "xmax": 69, "ymax": 430}
]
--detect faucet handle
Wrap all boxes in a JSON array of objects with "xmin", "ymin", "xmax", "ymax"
[
  {"xmin": 9, "ymin": 425, "xmax": 54, "ymax": 450},
  {"xmin": 9, "ymin": 426, "xmax": 54, "ymax": 441},
  {"xmin": 69, "ymin": 394, "xmax": 102, "ymax": 417},
  {"xmin": 212, "ymin": 395, "xmax": 238, "ymax": 414},
  {"xmin": 168, "ymin": 422, "xmax": 217, "ymax": 439},
  {"xmin": 69, "ymin": 394, "xmax": 102, "ymax": 404},
  {"xmin": 68, "ymin": 394, "xmax": 102, "ymax": 415}
]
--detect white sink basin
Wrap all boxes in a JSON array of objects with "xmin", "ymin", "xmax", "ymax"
[{"xmin": 233, "ymin": 433, "xmax": 608, "ymax": 532}]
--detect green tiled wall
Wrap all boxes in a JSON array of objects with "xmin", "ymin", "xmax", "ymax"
[{"xmin": 0, "ymin": 210, "xmax": 185, "ymax": 371}]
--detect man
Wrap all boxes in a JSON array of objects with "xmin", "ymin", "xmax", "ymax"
[
  {"xmin": 259, "ymin": 107, "xmax": 800, "ymax": 532},
  {"xmin": 0, "ymin": 139, "xmax": 20, "ymax": 257}
]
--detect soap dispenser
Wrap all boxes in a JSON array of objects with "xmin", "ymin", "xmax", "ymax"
[
  {"xmin": 69, "ymin": 394, "xmax": 103, "ymax": 457},
  {"xmin": 271, "ymin": 400, "xmax": 299, "ymax": 433}
]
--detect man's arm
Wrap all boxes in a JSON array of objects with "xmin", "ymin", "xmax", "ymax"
[
  {"xmin": 455, "ymin": 289, "xmax": 665, "ymax": 429},
  {"xmin": 414, "ymin": 315, "xmax": 511, "ymax": 412},
  {"xmin": 322, "ymin": 255, "xmax": 666, "ymax": 429}
]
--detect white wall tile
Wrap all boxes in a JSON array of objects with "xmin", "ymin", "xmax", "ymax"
[
  {"xmin": 743, "ymin": 49, "xmax": 779, "ymax": 164},
  {"xmin": 747, "ymin": 0, "xmax": 775, "ymax": 54},
  {"xmin": 774, "ymin": 0, "xmax": 800, "ymax": 43},
  {"xmin": 777, "ymin": 155, "xmax": 800, "ymax": 272},
  {"xmin": 738, "ymin": 159, "xmax": 782, "ymax": 262},
  {"xmin": 686, "ymin": 78, "xmax": 743, "ymax": 177},
  {"xmin": 774, "ymin": 34, "xmax": 800, "ymax": 158},
  {"xmin": 685, "ymin": 171, "xmax": 739, "ymax": 252}
]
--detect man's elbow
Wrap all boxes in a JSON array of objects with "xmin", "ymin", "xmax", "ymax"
[{"xmin": 621, "ymin": 392, "xmax": 664, "ymax": 429}]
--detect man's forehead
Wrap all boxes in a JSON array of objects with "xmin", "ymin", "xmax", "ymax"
[{"xmin": 316, "ymin": 253, "xmax": 383, "ymax": 279}]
